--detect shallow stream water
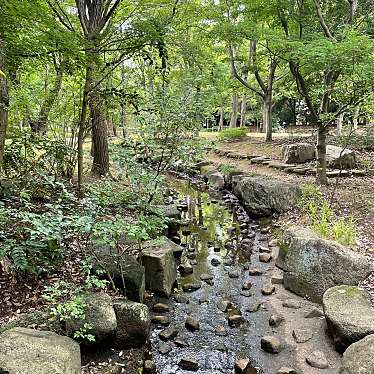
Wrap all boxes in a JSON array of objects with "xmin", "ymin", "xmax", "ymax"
[{"xmin": 150, "ymin": 177, "xmax": 297, "ymax": 374}]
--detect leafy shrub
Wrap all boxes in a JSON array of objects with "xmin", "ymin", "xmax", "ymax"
[
  {"xmin": 218, "ymin": 127, "xmax": 247, "ymax": 141},
  {"xmin": 336, "ymin": 128, "xmax": 374, "ymax": 151}
]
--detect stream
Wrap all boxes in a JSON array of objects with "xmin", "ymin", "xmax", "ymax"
[{"xmin": 149, "ymin": 177, "xmax": 297, "ymax": 374}]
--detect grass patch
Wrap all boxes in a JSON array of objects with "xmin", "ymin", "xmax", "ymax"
[{"xmin": 217, "ymin": 127, "xmax": 248, "ymax": 141}]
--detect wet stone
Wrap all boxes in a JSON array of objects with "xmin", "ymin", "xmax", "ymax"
[
  {"xmin": 292, "ymin": 328, "xmax": 313, "ymax": 343},
  {"xmin": 178, "ymin": 358, "xmax": 199, "ymax": 371},
  {"xmin": 185, "ymin": 316, "xmax": 200, "ymax": 331},
  {"xmin": 228, "ymin": 270, "xmax": 240, "ymax": 278},
  {"xmin": 174, "ymin": 338, "xmax": 189, "ymax": 347},
  {"xmin": 190, "ymin": 259, "xmax": 198, "ymax": 266},
  {"xmin": 198, "ymin": 296, "xmax": 208, "ymax": 304},
  {"xmin": 240, "ymin": 290, "xmax": 252, "ymax": 297},
  {"xmin": 213, "ymin": 246, "xmax": 221, "ymax": 252},
  {"xmin": 242, "ymin": 282, "xmax": 252, "ymax": 290},
  {"xmin": 182, "ymin": 283, "xmax": 201, "ymax": 292},
  {"xmin": 247, "ymin": 232, "xmax": 256, "ymax": 239},
  {"xmin": 216, "ymin": 343, "xmax": 227, "ymax": 351},
  {"xmin": 153, "ymin": 303, "xmax": 169, "ymax": 313},
  {"xmin": 261, "ymin": 336, "xmax": 282, "ymax": 353},
  {"xmin": 211, "ymin": 258, "xmax": 221, "ymax": 266},
  {"xmin": 158, "ymin": 342, "xmax": 172, "ymax": 354},
  {"xmin": 187, "ymin": 253, "xmax": 197, "ymax": 260},
  {"xmin": 228, "ymin": 314, "xmax": 244, "ymax": 328},
  {"xmin": 152, "ymin": 315, "xmax": 170, "ymax": 326},
  {"xmin": 269, "ymin": 239, "xmax": 278, "ymax": 247},
  {"xmin": 305, "ymin": 307, "xmax": 324, "ymax": 318},
  {"xmin": 306, "ymin": 351, "xmax": 329, "ymax": 369},
  {"xmin": 271, "ymin": 275, "xmax": 284, "ymax": 285},
  {"xmin": 174, "ymin": 294, "xmax": 188, "ymax": 303},
  {"xmin": 159, "ymin": 327, "xmax": 178, "ymax": 341},
  {"xmin": 217, "ymin": 299, "xmax": 232, "ymax": 312},
  {"xmin": 224, "ymin": 258, "xmax": 235, "ymax": 266},
  {"xmin": 259, "ymin": 253, "xmax": 272, "ymax": 263},
  {"xmin": 276, "ymin": 367, "xmax": 297, "ymax": 374},
  {"xmin": 144, "ymin": 360, "xmax": 156, "ymax": 373},
  {"xmin": 259, "ymin": 246, "xmax": 271, "ymax": 253},
  {"xmin": 269, "ymin": 314, "xmax": 284, "ymax": 327},
  {"xmin": 235, "ymin": 358, "xmax": 250, "ymax": 373},
  {"xmin": 261, "ymin": 284, "xmax": 275, "ymax": 295},
  {"xmin": 248, "ymin": 268, "xmax": 263, "ymax": 276},
  {"xmin": 282, "ymin": 299, "xmax": 301, "ymax": 309},
  {"xmin": 246, "ymin": 302, "xmax": 262, "ymax": 313},
  {"xmin": 215, "ymin": 325, "xmax": 227, "ymax": 336},
  {"xmin": 205, "ymin": 279, "xmax": 214, "ymax": 286},
  {"xmin": 243, "ymin": 263, "xmax": 250, "ymax": 270},
  {"xmin": 200, "ymin": 274, "xmax": 214, "ymax": 281}
]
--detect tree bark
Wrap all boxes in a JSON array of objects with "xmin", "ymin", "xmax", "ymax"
[
  {"xmin": 230, "ymin": 93, "xmax": 238, "ymax": 128},
  {"xmin": 263, "ymin": 95, "xmax": 273, "ymax": 142},
  {"xmin": 240, "ymin": 94, "xmax": 246, "ymax": 127},
  {"xmin": 316, "ymin": 125, "xmax": 328, "ymax": 185},
  {"xmin": 0, "ymin": 40, "xmax": 8, "ymax": 172},
  {"xmin": 336, "ymin": 112, "xmax": 344, "ymax": 135},
  {"xmin": 219, "ymin": 107, "xmax": 224, "ymax": 131}
]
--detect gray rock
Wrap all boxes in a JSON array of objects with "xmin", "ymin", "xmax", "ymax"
[
  {"xmin": 152, "ymin": 315, "xmax": 170, "ymax": 326},
  {"xmin": 228, "ymin": 314, "xmax": 244, "ymax": 328},
  {"xmin": 323, "ymin": 285, "xmax": 374, "ymax": 352},
  {"xmin": 282, "ymin": 226, "xmax": 373, "ymax": 303},
  {"xmin": 282, "ymin": 143, "xmax": 315, "ymax": 164},
  {"xmin": 182, "ymin": 283, "xmax": 201, "ymax": 292},
  {"xmin": 228, "ymin": 269, "xmax": 240, "ymax": 278},
  {"xmin": 200, "ymin": 273, "xmax": 214, "ymax": 282},
  {"xmin": 271, "ymin": 275, "xmax": 284, "ymax": 284},
  {"xmin": 141, "ymin": 237, "xmax": 177, "ymax": 296},
  {"xmin": 215, "ymin": 325, "xmax": 227, "ymax": 336},
  {"xmin": 114, "ymin": 300, "xmax": 150, "ymax": 348},
  {"xmin": 159, "ymin": 327, "xmax": 178, "ymax": 341},
  {"xmin": 261, "ymin": 283, "xmax": 275, "ymax": 295},
  {"xmin": 143, "ymin": 360, "xmax": 156, "ymax": 373},
  {"xmin": 178, "ymin": 358, "xmax": 199, "ymax": 371},
  {"xmin": 155, "ymin": 204, "xmax": 181, "ymax": 221},
  {"xmin": 282, "ymin": 299, "xmax": 301, "ymax": 309},
  {"xmin": 305, "ymin": 307, "xmax": 324, "ymax": 319},
  {"xmin": 246, "ymin": 302, "xmax": 262, "ymax": 313},
  {"xmin": 185, "ymin": 317, "xmax": 200, "ymax": 332},
  {"xmin": 158, "ymin": 342, "xmax": 172, "ymax": 354},
  {"xmin": 340, "ymin": 334, "xmax": 374, "ymax": 374},
  {"xmin": 269, "ymin": 314, "xmax": 284, "ymax": 328},
  {"xmin": 235, "ymin": 358, "xmax": 250, "ymax": 373},
  {"xmin": 179, "ymin": 262, "xmax": 193, "ymax": 275},
  {"xmin": 326, "ymin": 145, "xmax": 357, "ymax": 169},
  {"xmin": 175, "ymin": 337, "xmax": 189, "ymax": 347},
  {"xmin": 207, "ymin": 171, "xmax": 225, "ymax": 189},
  {"xmin": 292, "ymin": 329, "xmax": 313, "ymax": 343},
  {"xmin": 0, "ymin": 327, "xmax": 81, "ymax": 374},
  {"xmin": 66, "ymin": 292, "xmax": 117, "ymax": 342},
  {"xmin": 242, "ymin": 282, "xmax": 252, "ymax": 290},
  {"xmin": 92, "ymin": 245, "xmax": 145, "ymax": 302},
  {"xmin": 153, "ymin": 303, "xmax": 169, "ymax": 313},
  {"xmin": 306, "ymin": 350, "xmax": 329, "ymax": 369},
  {"xmin": 261, "ymin": 336, "xmax": 282, "ymax": 353},
  {"xmin": 217, "ymin": 299, "xmax": 232, "ymax": 312},
  {"xmin": 211, "ymin": 257, "xmax": 221, "ymax": 266},
  {"xmin": 240, "ymin": 290, "xmax": 252, "ymax": 297},
  {"xmin": 248, "ymin": 268, "xmax": 263, "ymax": 276},
  {"xmin": 259, "ymin": 253, "xmax": 272, "ymax": 263},
  {"xmin": 232, "ymin": 176, "xmax": 301, "ymax": 216},
  {"xmin": 276, "ymin": 367, "xmax": 297, "ymax": 374}
]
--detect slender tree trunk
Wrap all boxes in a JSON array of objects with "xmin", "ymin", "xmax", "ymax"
[
  {"xmin": 263, "ymin": 94, "xmax": 273, "ymax": 142},
  {"xmin": 336, "ymin": 112, "xmax": 344, "ymax": 135},
  {"xmin": 353, "ymin": 106, "xmax": 359, "ymax": 130},
  {"xmin": 0, "ymin": 40, "xmax": 8, "ymax": 172},
  {"xmin": 240, "ymin": 94, "xmax": 246, "ymax": 127},
  {"xmin": 35, "ymin": 58, "xmax": 65, "ymax": 134},
  {"xmin": 230, "ymin": 93, "xmax": 238, "ymax": 128},
  {"xmin": 316, "ymin": 125, "xmax": 328, "ymax": 185},
  {"xmin": 219, "ymin": 107, "xmax": 224, "ymax": 131}
]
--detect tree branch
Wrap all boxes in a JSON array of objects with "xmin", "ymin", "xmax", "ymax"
[{"xmin": 314, "ymin": 0, "xmax": 337, "ymax": 41}]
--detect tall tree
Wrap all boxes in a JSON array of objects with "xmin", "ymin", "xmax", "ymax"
[{"xmin": 0, "ymin": 39, "xmax": 8, "ymax": 171}]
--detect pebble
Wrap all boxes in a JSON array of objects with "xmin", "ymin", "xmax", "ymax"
[
  {"xmin": 305, "ymin": 307, "xmax": 324, "ymax": 318},
  {"xmin": 240, "ymin": 290, "xmax": 252, "ymax": 297},
  {"xmin": 178, "ymin": 358, "xmax": 199, "ymax": 371},
  {"xmin": 234, "ymin": 358, "xmax": 250, "ymax": 373},
  {"xmin": 248, "ymin": 268, "xmax": 263, "ymax": 276},
  {"xmin": 261, "ymin": 284, "xmax": 275, "ymax": 295},
  {"xmin": 228, "ymin": 269, "xmax": 240, "ymax": 278},
  {"xmin": 200, "ymin": 273, "xmax": 214, "ymax": 281},
  {"xmin": 282, "ymin": 299, "xmax": 301, "ymax": 309},
  {"xmin": 276, "ymin": 367, "xmax": 297, "ymax": 374},
  {"xmin": 185, "ymin": 316, "xmax": 200, "ymax": 331},
  {"xmin": 211, "ymin": 258, "xmax": 221, "ymax": 266},
  {"xmin": 215, "ymin": 325, "xmax": 227, "ymax": 336},
  {"xmin": 269, "ymin": 314, "xmax": 284, "ymax": 327},
  {"xmin": 217, "ymin": 299, "xmax": 232, "ymax": 312},
  {"xmin": 182, "ymin": 283, "xmax": 201, "ymax": 292},
  {"xmin": 158, "ymin": 342, "xmax": 172, "ymax": 354},
  {"xmin": 159, "ymin": 327, "xmax": 178, "ymax": 341},
  {"xmin": 242, "ymin": 282, "xmax": 252, "ymax": 290},
  {"xmin": 143, "ymin": 360, "xmax": 156, "ymax": 373},
  {"xmin": 152, "ymin": 315, "xmax": 170, "ymax": 326},
  {"xmin": 306, "ymin": 350, "xmax": 329, "ymax": 369},
  {"xmin": 153, "ymin": 303, "xmax": 169, "ymax": 313},
  {"xmin": 174, "ymin": 294, "xmax": 188, "ymax": 303},
  {"xmin": 259, "ymin": 253, "xmax": 272, "ymax": 263},
  {"xmin": 228, "ymin": 314, "xmax": 244, "ymax": 327},
  {"xmin": 246, "ymin": 302, "xmax": 261, "ymax": 313},
  {"xmin": 292, "ymin": 328, "xmax": 313, "ymax": 343},
  {"xmin": 260, "ymin": 336, "xmax": 282, "ymax": 353}
]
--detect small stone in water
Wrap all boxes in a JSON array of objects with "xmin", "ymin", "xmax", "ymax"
[
  {"xmin": 260, "ymin": 336, "xmax": 282, "ymax": 353},
  {"xmin": 228, "ymin": 314, "xmax": 244, "ymax": 327},
  {"xmin": 174, "ymin": 294, "xmax": 188, "ymax": 303},
  {"xmin": 240, "ymin": 290, "xmax": 252, "ymax": 297},
  {"xmin": 271, "ymin": 275, "xmax": 284, "ymax": 284},
  {"xmin": 175, "ymin": 337, "xmax": 189, "ymax": 347},
  {"xmin": 228, "ymin": 269, "xmax": 240, "ymax": 278},
  {"xmin": 217, "ymin": 299, "xmax": 232, "ymax": 312},
  {"xmin": 200, "ymin": 273, "xmax": 214, "ymax": 281},
  {"xmin": 259, "ymin": 246, "xmax": 271, "ymax": 253},
  {"xmin": 235, "ymin": 358, "xmax": 250, "ymax": 373},
  {"xmin": 182, "ymin": 283, "xmax": 201, "ymax": 292},
  {"xmin": 213, "ymin": 246, "xmax": 221, "ymax": 252},
  {"xmin": 153, "ymin": 303, "xmax": 169, "ymax": 313},
  {"xmin": 306, "ymin": 351, "xmax": 329, "ymax": 369},
  {"xmin": 178, "ymin": 358, "xmax": 199, "ymax": 371},
  {"xmin": 158, "ymin": 342, "xmax": 172, "ymax": 354},
  {"xmin": 292, "ymin": 328, "xmax": 313, "ymax": 343},
  {"xmin": 152, "ymin": 315, "xmax": 170, "ymax": 326},
  {"xmin": 143, "ymin": 360, "xmax": 156, "ymax": 373},
  {"xmin": 305, "ymin": 307, "xmax": 324, "ymax": 318},
  {"xmin": 159, "ymin": 327, "xmax": 178, "ymax": 341},
  {"xmin": 242, "ymin": 282, "xmax": 252, "ymax": 290},
  {"xmin": 223, "ymin": 258, "xmax": 235, "ymax": 266},
  {"xmin": 190, "ymin": 259, "xmax": 198, "ymax": 266},
  {"xmin": 259, "ymin": 253, "xmax": 272, "ymax": 263},
  {"xmin": 246, "ymin": 302, "xmax": 261, "ymax": 313},
  {"xmin": 282, "ymin": 299, "xmax": 301, "ymax": 309},
  {"xmin": 269, "ymin": 314, "xmax": 284, "ymax": 327},
  {"xmin": 248, "ymin": 268, "xmax": 263, "ymax": 276},
  {"xmin": 276, "ymin": 367, "xmax": 297, "ymax": 374},
  {"xmin": 211, "ymin": 258, "xmax": 221, "ymax": 266},
  {"xmin": 261, "ymin": 284, "xmax": 275, "ymax": 295},
  {"xmin": 185, "ymin": 316, "xmax": 200, "ymax": 331}
]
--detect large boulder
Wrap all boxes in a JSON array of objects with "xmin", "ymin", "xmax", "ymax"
[
  {"xmin": 0, "ymin": 327, "xmax": 81, "ymax": 374},
  {"xmin": 92, "ymin": 245, "xmax": 145, "ymax": 302},
  {"xmin": 281, "ymin": 226, "xmax": 373, "ymax": 303},
  {"xmin": 232, "ymin": 176, "xmax": 301, "ymax": 216},
  {"xmin": 326, "ymin": 145, "xmax": 357, "ymax": 169},
  {"xmin": 141, "ymin": 237, "xmax": 177, "ymax": 296},
  {"xmin": 282, "ymin": 143, "xmax": 315, "ymax": 164},
  {"xmin": 207, "ymin": 171, "xmax": 225, "ymax": 189},
  {"xmin": 323, "ymin": 286, "xmax": 374, "ymax": 352},
  {"xmin": 114, "ymin": 300, "xmax": 150, "ymax": 348},
  {"xmin": 340, "ymin": 334, "xmax": 374, "ymax": 374},
  {"xmin": 65, "ymin": 292, "xmax": 117, "ymax": 343}
]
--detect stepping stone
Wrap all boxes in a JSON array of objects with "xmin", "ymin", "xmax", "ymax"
[
  {"xmin": 182, "ymin": 283, "xmax": 201, "ymax": 292},
  {"xmin": 200, "ymin": 273, "xmax": 214, "ymax": 282},
  {"xmin": 292, "ymin": 329, "xmax": 313, "ymax": 343},
  {"xmin": 282, "ymin": 299, "xmax": 301, "ymax": 309},
  {"xmin": 248, "ymin": 268, "xmax": 263, "ymax": 276},
  {"xmin": 259, "ymin": 253, "xmax": 272, "ymax": 263},
  {"xmin": 228, "ymin": 314, "xmax": 244, "ymax": 328},
  {"xmin": 152, "ymin": 315, "xmax": 170, "ymax": 326},
  {"xmin": 261, "ymin": 336, "xmax": 282, "ymax": 353},
  {"xmin": 185, "ymin": 317, "xmax": 200, "ymax": 332},
  {"xmin": 305, "ymin": 307, "xmax": 324, "ymax": 318},
  {"xmin": 327, "ymin": 170, "xmax": 350, "ymax": 178},
  {"xmin": 175, "ymin": 338, "xmax": 189, "ymax": 347},
  {"xmin": 269, "ymin": 314, "xmax": 284, "ymax": 327},
  {"xmin": 268, "ymin": 162, "xmax": 294, "ymax": 170},
  {"xmin": 246, "ymin": 302, "xmax": 261, "ymax": 313},
  {"xmin": 351, "ymin": 169, "xmax": 367, "ymax": 176},
  {"xmin": 228, "ymin": 270, "xmax": 240, "ymax": 278},
  {"xmin": 159, "ymin": 327, "xmax": 178, "ymax": 341},
  {"xmin": 178, "ymin": 358, "xmax": 199, "ymax": 371},
  {"xmin": 251, "ymin": 156, "xmax": 271, "ymax": 164},
  {"xmin": 261, "ymin": 284, "xmax": 275, "ymax": 295},
  {"xmin": 158, "ymin": 342, "xmax": 172, "ymax": 354},
  {"xmin": 240, "ymin": 290, "xmax": 252, "ymax": 297},
  {"xmin": 276, "ymin": 367, "xmax": 297, "ymax": 374},
  {"xmin": 306, "ymin": 350, "xmax": 329, "ymax": 369},
  {"xmin": 215, "ymin": 325, "xmax": 227, "ymax": 336},
  {"xmin": 211, "ymin": 258, "xmax": 221, "ymax": 266},
  {"xmin": 235, "ymin": 358, "xmax": 250, "ymax": 373},
  {"xmin": 153, "ymin": 303, "xmax": 169, "ymax": 313}
]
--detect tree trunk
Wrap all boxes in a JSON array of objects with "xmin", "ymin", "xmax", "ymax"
[
  {"xmin": 35, "ymin": 58, "xmax": 65, "ymax": 134},
  {"xmin": 219, "ymin": 107, "xmax": 224, "ymax": 131},
  {"xmin": 353, "ymin": 106, "xmax": 359, "ymax": 130},
  {"xmin": 230, "ymin": 93, "xmax": 238, "ymax": 128},
  {"xmin": 316, "ymin": 125, "xmax": 328, "ymax": 185},
  {"xmin": 240, "ymin": 94, "xmax": 246, "ymax": 127},
  {"xmin": 336, "ymin": 112, "xmax": 344, "ymax": 135},
  {"xmin": 263, "ymin": 95, "xmax": 273, "ymax": 142},
  {"xmin": 0, "ymin": 40, "xmax": 8, "ymax": 172}
]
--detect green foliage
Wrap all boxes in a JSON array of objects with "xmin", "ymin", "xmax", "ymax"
[
  {"xmin": 336, "ymin": 130, "xmax": 374, "ymax": 151},
  {"xmin": 298, "ymin": 183, "xmax": 356, "ymax": 246},
  {"xmin": 218, "ymin": 127, "xmax": 248, "ymax": 141}
]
